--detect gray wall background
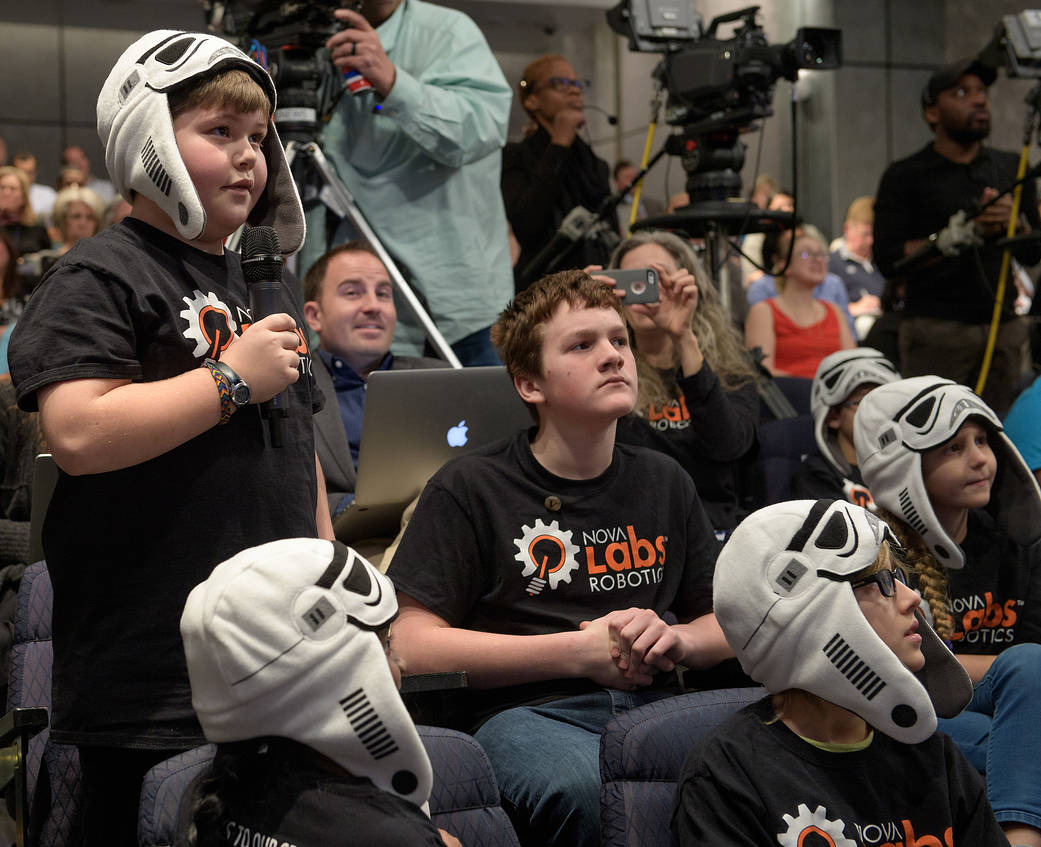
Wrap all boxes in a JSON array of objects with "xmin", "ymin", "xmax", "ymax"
[{"xmin": 1, "ymin": 0, "xmax": 1036, "ymax": 244}]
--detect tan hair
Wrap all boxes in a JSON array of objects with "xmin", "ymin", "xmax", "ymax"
[
  {"xmin": 773, "ymin": 224, "xmax": 827, "ymax": 293},
  {"xmin": 302, "ymin": 239, "xmax": 382, "ymax": 302},
  {"xmin": 845, "ymin": 196, "xmax": 874, "ymax": 226},
  {"xmin": 491, "ymin": 268, "xmax": 623, "ymax": 384},
  {"xmin": 874, "ymin": 507, "xmax": 954, "ymax": 640},
  {"xmin": 168, "ymin": 69, "xmax": 271, "ymax": 121},
  {"xmin": 609, "ymin": 230, "xmax": 756, "ymax": 410},
  {"xmin": 0, "ymin": 166, "xmax": 37, "ymax": 226},
  {"xmin": 52, "ymin": 185, "xmax": 105, "ymax": 237}
]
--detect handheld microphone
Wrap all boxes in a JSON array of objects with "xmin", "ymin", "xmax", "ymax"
[
  {"xmin": 583, "ymin": 105, "xmax": 618, "ymax": 126},
  {"xmin": 241, "ymin": 225, "xmax": 289, "ymax": 448}
]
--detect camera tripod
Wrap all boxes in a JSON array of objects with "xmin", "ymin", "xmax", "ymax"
[{"xmin": 284, "ymin": 139, "xmax": 462, "ymax": 368}]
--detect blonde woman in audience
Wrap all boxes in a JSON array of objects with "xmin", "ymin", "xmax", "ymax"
[
  {"xmin": 745, "ymin": 226, "xmax": 855, "ymax": 378},
  {"xmin": 50, "ymin": 185, "xmax": 105, "ymax": 255}
]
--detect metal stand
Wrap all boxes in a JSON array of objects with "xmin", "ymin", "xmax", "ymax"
[{"xmin": 285, "ymin": 140, "xmax": 461, "ymax": 368}]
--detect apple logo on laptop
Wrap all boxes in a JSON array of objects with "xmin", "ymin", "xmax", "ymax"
[{"xmin": 447, "ymin": 420, "xmax": 469, "ymax": 447}]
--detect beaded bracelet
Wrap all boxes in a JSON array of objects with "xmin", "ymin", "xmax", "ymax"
[{"xmin": 203, "ymin": 359, "xmax": 235, "ymax": 425}]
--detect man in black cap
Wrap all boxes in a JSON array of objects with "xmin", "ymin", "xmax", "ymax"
[{"xmin": 873, "ymin": 58, "xmax": 1041, "ymax": 416}]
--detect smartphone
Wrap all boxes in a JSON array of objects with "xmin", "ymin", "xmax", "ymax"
[{"xmin": 599, "ymin": 268, "xmax": 660, "ymax": 304}]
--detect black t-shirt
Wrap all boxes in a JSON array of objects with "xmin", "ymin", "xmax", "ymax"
[
  {"xmin": 615, "ymin": 363, "xmax": 758, "ymax": 533},
  {"xmin": 387, "ymin": 429, "xmax": 719, "ymax": 725},
  {"xmin": 792, "ymin": 454, "xmax": 872, "ymax": 508},
  {"xmin": 8, "ymin": 218, "xmax": 323, "ymax": 748},
  {"xmin": 183, "ymin": 740, "xmax": 443, "ymax": 847},
  {"xmin": 672, "ymin": 697, "xmax": 1005, "ymax": 847},
  {"xmin": 874, "ymin": 143, "xmax": 1041, "ymax": 323},
  {"xmin": 946, "ymin": 509, "xmax": 1041, "ymax": 653}
]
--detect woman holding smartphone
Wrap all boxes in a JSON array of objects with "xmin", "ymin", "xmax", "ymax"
[{"xmin": 604, "ymin": 229, "xmax": 759, "ymax": 534}]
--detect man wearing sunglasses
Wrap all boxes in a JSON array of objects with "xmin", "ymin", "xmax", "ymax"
[{"xmin": 503, "ymin": 54, "xmax": 615, "ymax": 290}]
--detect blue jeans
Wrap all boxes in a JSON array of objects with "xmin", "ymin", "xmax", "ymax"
[
  {"xmin": 937, "ymin": 642, "xmax": 1041, "ymax": 830},
  {"xmin": 450, "ymin": 326, "xmax": 502, "ymax": 367},
  {"xmin": 474, "ymin": 689, "xmax": 675, "ymax": 847}
]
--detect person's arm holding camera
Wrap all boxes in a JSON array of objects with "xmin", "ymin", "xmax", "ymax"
[{"xmin": 327, "ymin": 5, "xmax": 511, "ymax": 169}]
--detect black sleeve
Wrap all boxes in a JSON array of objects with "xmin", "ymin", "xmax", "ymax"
[
  {"xmin": 671, "ymin": 733, "xmax": 774, "ymax": 846},
  {"xmin": 385, "ymin": 477, "xmax": 487, "ymax": 625},
  {"xmin": 873, "ymin": 161, "xmax": 918, "ymax": 280},
  {"xmin": 1013, "ymin": 537, "xmax": 1041, "ymax": 645},
  {"xmin": 501, "ymin": 140, "xmax": 572, "ymax": 249},
  {"xmin": 1012, "ymin": 162, "xmax": 1041, "ymax": 267},
  {"xmin": 675, "ymin": 479, "xmax": 721, "ymax": 622},
  {"xmin": 676, "ymin": 366, "xmax": 759, "ymax": 463},
  {"xmin": 791, "ymin": 455, "xmax": 844, "ymax": 501}
]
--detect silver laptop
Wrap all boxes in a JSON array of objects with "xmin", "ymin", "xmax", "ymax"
[{"xmin": 333, "ymin": 367, "xmax": 531, "ymax": 542}]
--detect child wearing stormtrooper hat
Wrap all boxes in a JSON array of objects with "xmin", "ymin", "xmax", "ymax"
[
  {"xmin": 792, "ymin": 347, "xmax": 899, "ymax": 504},
  {"xmin": 180, "ymin": 539, "xmax": 459, "ymax": 847},
  {"xmin": 855, "ymin": 377, "xmax": 1041, "ymax": 847},
  {"xmin": 672, "ymin": 498, "xmax": 1006, "ymax": 846},
  {"xmin": 7, "ymin": 30, "xmax": 330, "ymax": 845}
]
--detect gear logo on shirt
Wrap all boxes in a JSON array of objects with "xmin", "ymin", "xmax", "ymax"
[
  {"xmin": 514, "ymin": 519, "xmax": 580, "ymax": 596},
  {"xmin": 179, "ymin": 290, "xmax": 239, "ymax": 358},
  {"xmin": 777, "ymin": 804, "xmax": 855, "ymax": 847}
]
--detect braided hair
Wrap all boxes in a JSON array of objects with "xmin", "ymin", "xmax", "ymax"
[{"xmin": 875, "ymin": 507, "xmax": 955, "ymax": 640}]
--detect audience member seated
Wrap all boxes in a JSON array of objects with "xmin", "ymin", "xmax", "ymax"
[
  {"xmin": 672, "ymin": 498, "xmax": 1003, "ymax": 846},
  {"xmin": 11, "ymin": 151, "xmax": 56, "ymax": 226},
  {"xmin": 792, "ymin": 348, "xmax": 899, "ymax": 503},
  {"xmin": 303, "ymin": 240, "xmax": 443, "ymax": 517},
  {"xmin": 1003, "ymin": 372, "xmax": 1041, "ymax": 487},
  {"xmin": 0, "ymin": 375, "xmax": 43, "ymax": 701},
  {"xmin": 102, "ymin": 195, "xmax": 132, "ymax": 230},
  {"xmin": 180, "ymin": 537, "xmax": 460, "ymax": 847},
  {"xmin": 55, "ymin": 165, "xmax": 86, "ymax": 192},
  {"xmin": 0, "ymin": 166, "xmax": 50, "ymax": 269},
  {"xmin": 740, "ymin": 186, "xmax": 792, "ymax": 287},
  {"xmin": 613, "ymin": 159, "xmax": 662, "ymax": 234},
  {"xmin": 0, "ymin": 230, "xmax": 25, "ymax": 373},
  {"xmin": 36, "ymin": 186, "xmax": 105, "ymax": 273},
  {"xmin": 61, "ymin": 144, "xmax": 115, "ymax": 205},
  {"xmin": 829, "ymin": 196, "xmax": 886, "ymax": 339},
  {"xmin": 745, "ymin": 227, "xmax": 856, "ymax": 378},
  {"xmin": 746, "ymin": 223, "xmax": 857, "ymax": 337},
  {"xmin": 385, "ymin": 270, "xmax": 732, "ymax": 847},
  {"xmin": 606, "ymin": 230, "xmax": 759, "ymax": 534},
  {"xmin": 856, "ymin": 377, "xmax": 1041, "ymax": 847},
  {"xmin": 503, "ymin": 54, "xmax": 613, "ymax": 290}
]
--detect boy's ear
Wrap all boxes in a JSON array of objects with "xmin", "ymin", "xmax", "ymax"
[
  {"xmin": 514, "ymin": 372, "xmax": 545, "ymax": 407},
  {"xmin": 303, "ymin": 301, "xmax": 322, "ymax": 334}
]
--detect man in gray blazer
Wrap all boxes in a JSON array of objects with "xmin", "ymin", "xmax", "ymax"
[{"xmin": 304, "ymin": 240, "xmax": 443, "ymax": 517}]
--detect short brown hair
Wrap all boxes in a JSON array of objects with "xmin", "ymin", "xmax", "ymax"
[
  {"xmin": 491, "ymin": 269, "xmax": 623, "ymax": 382},
  {"xmin": 302, "ymin": 239, "xmax": 382, "ymax": 302},
  {"xmin": 168, "ymin": 68, "xmax": 271, "ymax": 121}
]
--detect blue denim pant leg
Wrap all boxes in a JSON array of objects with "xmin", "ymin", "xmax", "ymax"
[
  {"xmin": 937, "ymin": 643, "xmax": 1041, "ymax": 830},
  {"xmin": 449, "ymin": 326, "xmax": 502, "ymax": 367},
  {"xmin": 474, "ymin": 689, "xmax": 674, "ymax": 847}
]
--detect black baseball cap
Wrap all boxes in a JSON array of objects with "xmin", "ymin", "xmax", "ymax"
[{"xmin": 921, "ymin": 58, "xmax": 998, "ymax": 108}]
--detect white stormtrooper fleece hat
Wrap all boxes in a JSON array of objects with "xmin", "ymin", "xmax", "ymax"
[
  {"xmin": 811, "ymin": 348, "xmax": 900, "ymax": 477},
  {"xmin": 854, "ymin": 376, "xmax": 1041, "ymax": 570},
  {"xmin": 97, "ymin": 30, "xmax": 304, "ymax": 254},
  {"xmin": 181, "ymin": 538, "xmax": 432, "ymax": 811},
  {"xmin": 715, "ymin": 499, "xmax": 971, "ymax": 743}
]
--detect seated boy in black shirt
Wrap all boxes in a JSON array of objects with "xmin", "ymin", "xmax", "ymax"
[{"xmin": 386, "ymin": 269, "xmax": 732, "ymax": 847}]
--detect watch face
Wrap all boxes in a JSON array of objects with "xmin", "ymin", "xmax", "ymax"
[{"xmin": 231, "ymin": 383, "xmax": 251, "ymax": 407}]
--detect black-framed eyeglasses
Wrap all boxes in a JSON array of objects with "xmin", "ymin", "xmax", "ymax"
[
  {"xmin": 544, "ymin": 76, "xmax": 591, "ymax": 93},
  {"xmin": 849, "ymin": 565, "xmax": 912, "ymax": 598}
]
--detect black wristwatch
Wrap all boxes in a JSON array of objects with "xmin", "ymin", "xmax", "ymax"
[{"xmin": 205, "ymin": 358, "xmax": 251, "ymax": 410}]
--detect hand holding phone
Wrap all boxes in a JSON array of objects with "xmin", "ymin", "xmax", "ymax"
[{"xmin": 597, "ymin": 268, "xmax": 660, "ymax": 304}]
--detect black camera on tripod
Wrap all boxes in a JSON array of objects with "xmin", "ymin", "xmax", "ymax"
[
  {"xmin": 608, "ymin": 3, "xmax": 841, "ymax": 202},
  {"xmin": 203, "ymin": 0, "xmax": 348, "ymax": 144}
]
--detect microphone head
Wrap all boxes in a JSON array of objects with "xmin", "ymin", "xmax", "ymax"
[{"xmin": 240, "ymin": 226, "xmax": 283, "ymax": 283}]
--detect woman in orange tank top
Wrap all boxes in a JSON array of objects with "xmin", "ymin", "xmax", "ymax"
[{"xmin": 744, "ymin": 227, "xmax": 856, "ymax": 378}]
